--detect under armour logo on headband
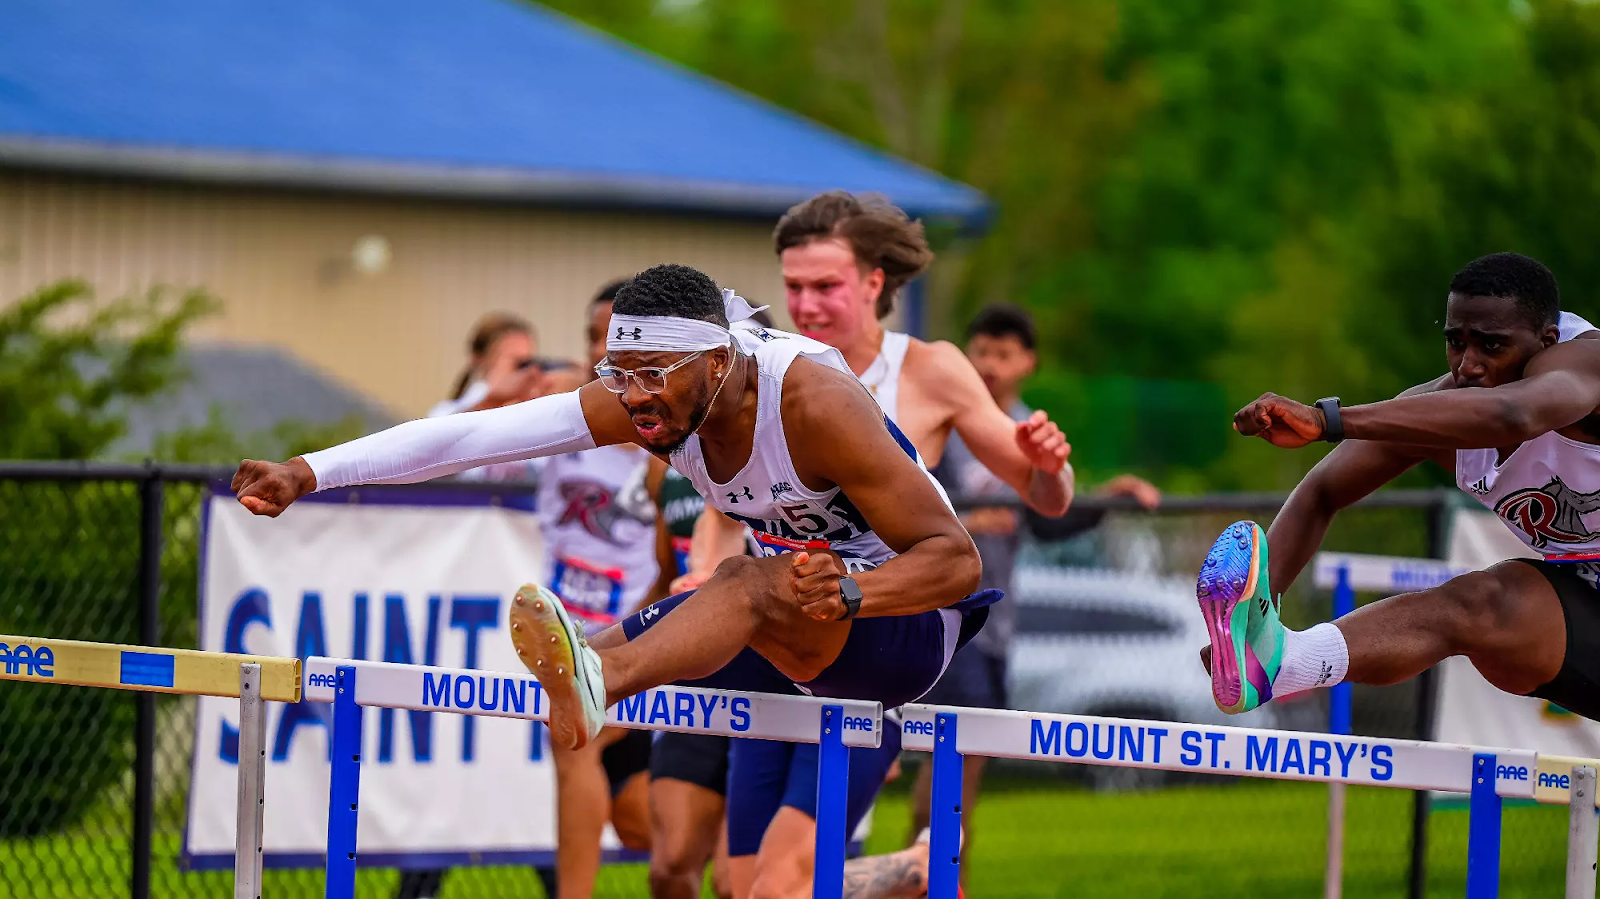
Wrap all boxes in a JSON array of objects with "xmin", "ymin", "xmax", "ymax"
[{"xmin": 615, "ymin": 326, "xmax": 643, "ymax": 341}]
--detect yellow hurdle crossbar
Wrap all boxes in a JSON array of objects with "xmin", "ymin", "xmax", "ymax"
[
  {"xmin": 1534, "ymin": 754, "xmax": 1600, "ymax": 809},
  {"xmin": 0, "ymin": 634, "xmax": 300, "ymax": 702}
]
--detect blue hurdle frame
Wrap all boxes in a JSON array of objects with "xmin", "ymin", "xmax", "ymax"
[{"xmin": 320, "ymin": 666, "xmax": 855, "ymax": 899}]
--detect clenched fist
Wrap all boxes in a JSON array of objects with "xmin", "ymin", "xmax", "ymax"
[
  {"xmin": 1015, "ymin": 409, "xmax": 1070, "ymax": 474},
  {"xmin": 232, "ymin": 458, "xmax": 318, "ymax": 517},
  {"xmin": 1233, "ymin": 393, "xmax": 1327, "ymax": 448},
  {"xmin": 790, "ymin": 550, "xmax": 848, "ymax": 621}
]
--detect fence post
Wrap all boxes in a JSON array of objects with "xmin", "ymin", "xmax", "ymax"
[
  {"xmin": 814, "ymin": 706, "xmax": 849, "ymax": 899},
  {"xmin": 325, "ymin": 666, "xmax": 363, "ymax": 899},
  {"xmin": 1409, "ymin": 498, "xmax": 1452, "ymax": 899},
  {"xmin": 1466, "ymin": 753, "xmax": 1502, "ymax": 899},
  {"xmin": 1326, "ymin": 566, "xmax": 1354, "ymax": 899},
  {"xmin": 1569, "ymin": 766, "xmax": 1598, "ymax": 899},
  {"xmin": 928, "ymin": 711, "xmax": 963, "ymax": 899},
  {"xmin": 132, "ymin": 466, "xmax": 163, "ymax": 899}
]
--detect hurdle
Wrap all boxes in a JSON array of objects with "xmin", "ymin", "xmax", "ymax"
[
  {"xmin": 0, "ymin": 633, "xmax": 301, "ymax": 899},
  {"xmin": 902, "ymin": 701, "xmax": 1600, "ymax": 898},
  {"xmin": 301, "ymin": 656, "xmax": 883, "ymax": 899},
  {"xmin": 1313, "ymin": 551, "xmax": 1472, "ymax": 898}
]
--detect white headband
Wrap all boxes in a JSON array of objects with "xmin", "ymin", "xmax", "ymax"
[{"xmin": 606, "ymin": 289, "xmax": 770, "ymax": 354}]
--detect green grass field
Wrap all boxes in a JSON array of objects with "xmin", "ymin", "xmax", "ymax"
[{"xmin": 0, "ymin": 776, "xmax": 1575, "ymax": 898}]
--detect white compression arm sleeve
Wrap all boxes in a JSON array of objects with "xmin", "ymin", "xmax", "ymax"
[{"xmin": 302, "ymin": 390, "xmax": 598, "ymax": 490}]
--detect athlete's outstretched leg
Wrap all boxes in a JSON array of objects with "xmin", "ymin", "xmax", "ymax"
[
  {"xmin": 512, "ymin": 554, "xmax": 851, "ymax": 749},
  {"xmin": 1200, "ymin": 522, "xmax": 1570, "ymax": 712},
  {"xmin": 1331, "ymin": 562, "xmax": 1565, "ymax": 690}
]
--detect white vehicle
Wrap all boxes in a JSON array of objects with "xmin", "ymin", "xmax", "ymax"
[{"xmin": 1005, "ymin": 564, "xmax": 1312, "ymax": 791}]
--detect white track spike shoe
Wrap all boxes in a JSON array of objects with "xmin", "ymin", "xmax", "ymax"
[{"xmin": 509, "ymin": 584, "xmax": 606, "ymax": 750}]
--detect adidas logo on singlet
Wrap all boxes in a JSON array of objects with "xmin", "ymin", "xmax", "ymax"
[{"xmin": 1469, "ymin": 477, "xmax": 1491, "ymax": 495}]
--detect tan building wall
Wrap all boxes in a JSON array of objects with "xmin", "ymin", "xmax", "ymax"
[{"xmin": 0, "ymin": 169, "xmax": 835, "ymax": 419}]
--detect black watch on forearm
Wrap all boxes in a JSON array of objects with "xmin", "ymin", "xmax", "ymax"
[
  {"xmin": 838, "ymin": 577, "xmax": 863, "ymax": 620},
  {"xmin": 1315, "ymin": 396, "xmax": 1344, "ymax": 443}
]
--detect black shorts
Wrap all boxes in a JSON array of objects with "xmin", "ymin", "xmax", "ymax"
[
  {"xmin": 1517, "ymin": 559, "xmax": 1600, "ymax": 721},
  {"xmin": 919, "ymin": 642, "xmax": 1007, "ymax": 709},
  {"xmin": 650, "ymin": 731, "xmax": 730, "ymax": 796},
  {"xmin": 601, "ymin": 728, "xmax": 653, "ymax": 798}
]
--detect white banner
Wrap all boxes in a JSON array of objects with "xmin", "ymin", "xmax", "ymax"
[
  {"xmin": 185, "ymin": 488, "xmax": 573, "ymax": 869},
  {"xmin": 1436, "ymin": 507, "xmax": 1600, "ymax": 760}
]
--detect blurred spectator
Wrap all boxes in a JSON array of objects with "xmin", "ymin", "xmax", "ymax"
[
  {"xmin": 904, "ymin": 303, "xmax": 1161, "ymax": 872},
  {"xmin": 424, "ymin": 312, "xmax": 580, "ymax": 485},
  {"xmin": 429, "ymin": 311, "xmax": 551, "ymax": 417},
  {"xmin": 395, "ymin": 312, "xmax": 577, "ymax": 899}
]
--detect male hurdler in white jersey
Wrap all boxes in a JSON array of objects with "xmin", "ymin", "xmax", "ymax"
[
  {"xmin": 231, "ymin": 259, "xmax": 1005, "ymax": 821},
  {"xmin": 1194, "ymin": 252, "xmax": 1600, "ymax": 723}
]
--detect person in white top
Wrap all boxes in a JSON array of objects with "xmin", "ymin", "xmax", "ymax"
[
  {"xmin": 1196, "ymin": 251, "xmax": 1600, "ymax": 724},
  {"xmin": 538, "ymin": 281, "xmax": 660, "ymax": 899},
  {"xmin": 230, "ymin": 264, "xmax": 1034, "ymax": 895},
  {"xmin": 405, "ymin": 284, "xmax": 658, "ymax": 899},
  {"xmin": 691, "ymin": 190, "xmax": 1152, "ymax": 899}
]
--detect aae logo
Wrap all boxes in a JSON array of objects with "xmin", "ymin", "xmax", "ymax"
[
  {"xmin": 1497, "ymin": 764, "xmax": 1529, "ymax": 782},
  {"xmin": 903, "ymin": 719, "xmax": 936, "ymax": 737},
  {"xmin": 841, "ymin": 716, "xmax": 876, "ymax": 732},
  {"xmin": 1539, "ymin": 772, "xmax": 1571, "ymax": 790},
  {"xmin": 307, "ymin": 671, "xmax": 338, "ymax": 689},
  {"xmin": 0, "ymin": 642, "xmax": 55, "ymax": 678}
]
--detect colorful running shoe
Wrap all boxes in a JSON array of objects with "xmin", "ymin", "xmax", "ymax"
[
  {"xmin": 1196, "ymin": 521, "xmax": 1285, "ymax": 714},
  {"xmin": 509, "ymin": 584, "xmax": 607, "ymax": 750}
]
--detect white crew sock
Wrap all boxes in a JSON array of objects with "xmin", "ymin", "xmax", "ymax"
[{"xmin": 1272, "ymin": 622, "xmax": 1351, "ymax": 697}]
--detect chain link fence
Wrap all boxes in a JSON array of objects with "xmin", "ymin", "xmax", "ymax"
[{"xmin": 0, "ymin": 465, "xmax": 1575, "ymax": 897}]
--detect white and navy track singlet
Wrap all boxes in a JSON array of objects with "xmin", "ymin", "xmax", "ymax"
[
  {"xmin": 857, "ymin": 330, "xmax": 911, "ymax": 423},
  {"xmin": 534, "ymin": 445, "xmax": 659, "ymax": 626},
  {"xmin": 669, "ymin": 325, "xmax": 951, "ymax": 568},
  {"xmin": 1456, "ymin": 311, "xmax": 1600, "ymax": 579}
]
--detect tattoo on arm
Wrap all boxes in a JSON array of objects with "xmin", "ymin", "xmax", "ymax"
[{"xmin": 841, "ymin": 850, "xmax": 927, "ymax": 899}]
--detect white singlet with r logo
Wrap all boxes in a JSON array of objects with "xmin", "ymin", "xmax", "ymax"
[
  {"xmin": 670, "ymin": 325, "xmax": 951, "ymax": 568},
  {"xmin": 1456, "ymin": 311, "xmax": 1600, "ymax": 582},
  {"xmin": 534, "ymin": 445, "xmax": 658, "ymax": 627}
]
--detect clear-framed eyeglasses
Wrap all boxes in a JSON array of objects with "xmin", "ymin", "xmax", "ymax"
[{"xmin": 594, "ymin": 351, "xmax": 706, "ymax": 395}]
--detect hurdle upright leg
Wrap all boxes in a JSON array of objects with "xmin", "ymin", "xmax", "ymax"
[
  {"xmin": 1325, "ymin": 566, "xmax": 1354, "ymax": 899},
  {"xmin": 235, "ymin": 663, "xmax": 267, "ymax": 899},
  {"xmin": 1568, "ymin": 766, "xmax": 1597, "ymax": 899},
  {"xmin": 325, "ymin": 665, "xmax": 364, "ymax": 899},
  {"xmin": 814, "ymin": 706, "xmax": 850, "ymax": 899},
  {"xmin": 1466, "ymin": 753, "xmax": 1502, "ymax": 899},
  {"xmin": 927, "ymin": 711, "xmax": 963, "ymax": 899}
]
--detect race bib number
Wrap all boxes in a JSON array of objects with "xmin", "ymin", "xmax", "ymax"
[{"xmin": 550, "ymin": 556, "xmax": 625, "ymax": 622}]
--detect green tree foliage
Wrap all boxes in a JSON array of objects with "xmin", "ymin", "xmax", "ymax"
[
  {"xmin": 540, "ymin": 0, "xmax": 1600, "ymax": 490},
  {"xmin": 0, "ymin": 279, "xmax": 219, "ymax": 835},
  {"xmin": 0, "ymin": 279, "xmax": 218, "ymax": 460},
  {"xmin": 0, "ymin": 279, "xmax": 365, "ymax": 836}
]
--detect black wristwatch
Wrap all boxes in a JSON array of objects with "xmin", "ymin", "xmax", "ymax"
[
  {"xmin": 1315, "ymin": 397, "xmax": 1344, "ymax": 443},
  {"xmin": 838, "ymin": 577, "xmax": 863, "ymax": 620}
]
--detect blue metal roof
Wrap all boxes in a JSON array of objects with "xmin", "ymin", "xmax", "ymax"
[{"xmin": 0, "ymin": 0, "xmax": 988, "ymax": 226}]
